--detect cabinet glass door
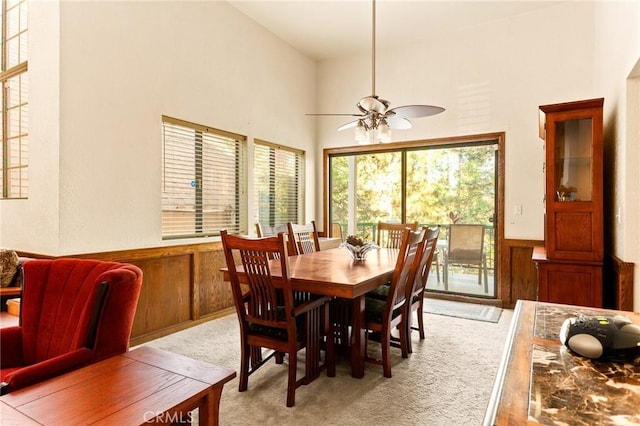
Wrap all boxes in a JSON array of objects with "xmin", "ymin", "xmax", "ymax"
[{"xmin": 554, "ymin": 118, "xmax": 592, "ymax": 202}]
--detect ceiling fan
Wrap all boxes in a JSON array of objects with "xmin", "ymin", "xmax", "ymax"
[{"xmin": 308, "ymin": 0, "xmax": 445, "ymax": 143}]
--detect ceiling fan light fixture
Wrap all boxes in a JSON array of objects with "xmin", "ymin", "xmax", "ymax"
[
  {"xmin": 355, "ymin": 117, "xmax": 391, "ymax": 144},
  {"xmin": 378, "ymin": 118, "xmax": 391, "ymax": 143},
  {"xmin": 355, "ymin": 120, "xmax": 369, "ymax": 144}
]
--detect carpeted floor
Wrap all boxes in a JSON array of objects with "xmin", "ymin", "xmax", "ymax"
[
  {"xmin": 142, "ymin": 301, "xmax": 513, "ymax": 425},
  {"xmin": 424, "ymin": 298, "xmax": 502, "ymax": 323}
]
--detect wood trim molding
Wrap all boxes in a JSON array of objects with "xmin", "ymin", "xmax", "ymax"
[
  {"xmin": 604, "ymin": 253, "xmax": 634, "ymax": 311},
  {"xmin": 17, "ymin": 242, "xmax": 234, "ymax": 346},
  {"xmin": 499, "ymin": 239, "xmax": 543, "ymax": 309},
  {"xmin": 15, "ymin": 235, "xmax": 625, "ymax": 343}
]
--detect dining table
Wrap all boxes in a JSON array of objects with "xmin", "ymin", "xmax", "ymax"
[{"xmin": 222, "ymin": 246, "xmax": 399, "ymax": 378}]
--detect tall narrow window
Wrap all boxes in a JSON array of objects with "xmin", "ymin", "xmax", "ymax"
[
  {"xmin": 161, "ymin": 116, "xmax": 247, "ymax": 239},
  {"xmin": 1, "ymin": 0, "xmax": 28, "ymax": 199},
  {"xmin": 254, "ymin": 140, "xmax": 304, "ymax": 228}
]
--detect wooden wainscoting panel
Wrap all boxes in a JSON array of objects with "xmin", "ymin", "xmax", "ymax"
[
  {"xmin": 499, "ymin": 239, "xmax": 542, "ymax": 309},
  {"xmin": 17, "ymin": 238, "xmax": 562, "ymax": 342},
  {"xmin": 603, "ymin": 254, "xmax": 634, "ymax": 311},
  {"xmin": 128, "ymin": 254, "xmax": 192, "ymax": 339},
  {"xmin": 198, "ymin": 249, "xmax": 234, "ymax": 317}
]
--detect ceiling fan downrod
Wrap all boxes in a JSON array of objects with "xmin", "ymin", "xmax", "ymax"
[{"xmin": 371, "ymin": 0, "xmax": 376, "ymax": 98}]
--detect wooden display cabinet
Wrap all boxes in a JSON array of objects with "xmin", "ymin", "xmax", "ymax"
[{"xmin": 533, "ymin": 98, "xmax": 604, "ymax": 307}]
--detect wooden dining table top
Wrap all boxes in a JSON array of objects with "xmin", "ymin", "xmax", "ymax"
[{"xmin": 223, "ymin": 247, "xmax": 399, "ymax": 300}]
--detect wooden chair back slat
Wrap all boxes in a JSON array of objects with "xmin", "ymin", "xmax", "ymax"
[
  {"xmin": 222, "ymin": 231, "xmax": 292, "ymax": 329},
  {"xmin": 410, "ymin": 227, "xmax": 440, "ymax": 297},
  {"xmin": 376, "ymin": 222, "xmax": 418, "ymax": 249},
  {"xmin": 389, "ymin": 228, "xmax": 427, "ymax": 310},
  {"xmin": 287, "ymin": 221, "xmax": 321, "ymax": 255}
]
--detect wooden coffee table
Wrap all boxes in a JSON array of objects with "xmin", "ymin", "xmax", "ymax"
[{"xmin": 0, "ymin": 346, "xmax": 235, "ymax": 425}]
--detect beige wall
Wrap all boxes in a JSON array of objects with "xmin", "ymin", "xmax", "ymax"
[
  {"xmin": 1, "ymin": 1, "xmax": 317, "ymax": 254},
  {"xmin": 592, "ymin": 1, "xmax": 640, "ymax": 310}
]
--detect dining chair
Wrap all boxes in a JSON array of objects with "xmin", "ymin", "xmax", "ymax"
[
  {"xmin": 366, "ymin": 221, "xmax": 422, "ymax": 301},
  {"xmin": 443, "ymin": 224, "xmax": 488, "ymax": 292},
  {"xmin": 255, "ymin": 223, "xmax": 288, "ymax": 238},
  {"xmin": 331, "ymin": 222, "xmax": 344, "ymax": 241},
  {"xmin": 406, "ymin": 226, "xmax": 440, "ymax": 353},
  {"xmin": 364, "ymin": 227, "xmax": 427, "ymax": 378},
  {"xmin": 376, "ymin": 221, "xmax": 418, "ymax": 249},
  {"xmin": 220, "ymin": 230, "xmax": 334, "ymax": 407},
  {"xmin": 287, "ymin": 220, "xmax": 321, "ymax": 255},
  {"xmin": 255, "ymin": 223, "xmax": 289, "ymax": 260}
]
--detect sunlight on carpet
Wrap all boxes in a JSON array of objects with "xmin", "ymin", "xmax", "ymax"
[{"xmin": 424, "ymin": 298, "xmax": 502, "ymax": 323}]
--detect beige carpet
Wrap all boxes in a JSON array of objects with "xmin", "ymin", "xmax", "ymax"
[{"xmin": 143, "ymin": 302, "xmax": 513, "ymax": 425}]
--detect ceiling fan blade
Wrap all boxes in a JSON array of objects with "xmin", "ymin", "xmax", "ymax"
[
  {"xmin": 388, "ymin": 105, "xmax": 445, "ymax": 119},
  {"xmin": 338, "ymin": 120, "xmax": 360, "ymax": 131},
  {"xmin": 386, "ymin": 115, "xmax": 412, "ymax": 130},
  {"xmin": 306, "ymin": 113, "xmax": 364, "ymax": 117}
]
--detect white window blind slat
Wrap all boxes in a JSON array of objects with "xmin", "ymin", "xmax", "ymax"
[
  {"xmin": 162, "ymin": 116, "xmax": 246, "ymax": 239},
  {"xmin": 254, "ymin": 141, "xmax": 304, "ymax": 229}
]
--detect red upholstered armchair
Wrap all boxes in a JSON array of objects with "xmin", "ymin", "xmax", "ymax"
[{"xmin": 0, "ymin": 258, "xmax": 143, "ymax": 395}]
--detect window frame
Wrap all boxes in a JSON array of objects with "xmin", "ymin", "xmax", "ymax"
[
  {"xmin": 161, "ymin": 115, "xmax": 247, "ymax": 240},
  {"xmin": 323, "ymin": 132, "xmax": 505, "ymax": 292},
  {"xmin": 1, "ymin": 0, "xmax": 28, "ymax": 200},
  {"xmin": 253, "ymin": 139, "xmax": 305, "ymax": 229}
]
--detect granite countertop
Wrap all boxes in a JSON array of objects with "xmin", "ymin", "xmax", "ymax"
[{"xmin": 529, "ymin": 304, "xmax": 640, "ymax": 425}]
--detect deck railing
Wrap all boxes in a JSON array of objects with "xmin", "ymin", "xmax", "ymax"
[{"xmin": 333, "ymin": 222, "xmax": 495, "ymax": 272}]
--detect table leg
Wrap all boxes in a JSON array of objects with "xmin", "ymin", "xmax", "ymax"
[
  {"xmin": 197, "ymin": 390, "xmax": 212, "ymax": 426},
  {"xmin": 351, "ymin": 295, "xmax": 366, "ymax": 378},
  {"xmin": 195, "ymin": 386, "xmax": 224, "ymax": 426}
]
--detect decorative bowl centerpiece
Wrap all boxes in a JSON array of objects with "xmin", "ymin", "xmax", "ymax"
[{"xmin": 340, "ymin": 235, "xmax": 379, "ymax": 261}]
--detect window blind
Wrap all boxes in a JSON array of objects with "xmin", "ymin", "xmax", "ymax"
[
  {"xmin": 254, "ymin": 140, "xmax": 304, "ymax": 228},
  {"xmin": 162, "ymin": 116, "xmax": 247, "ymax": 239}
]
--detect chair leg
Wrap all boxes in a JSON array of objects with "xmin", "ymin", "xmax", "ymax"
[
  {"xmin": 406, "ymin": 311, "xmax": 413, "ymax": 354},
  {"xmin": 400, "ymin": 319, "xmax": 409, "ymax": 359},
  {"xmin": 286, "ymin": 350, "xmax": 297, "ymax": 407},
  {"xmin": 483, "ymin": 258, "xmax": 489, "ymax": 293},
  {"xmin": 417, "ymin": 299, "xmax": 426, "ymax": 339},
  {"xmin": 324, "ymin": 303, "xmax": 336, "ymax": 377},
  {"xmin": 239, "ymin": 342, "xmax": 250, "ymax": 392},
  {"xmin": 381, "ymin": 327, "xmax": 392, "ymax": 378},
  {"xmin": 443, "ymin": 261, "xmax": 449, "ymax": 291}
]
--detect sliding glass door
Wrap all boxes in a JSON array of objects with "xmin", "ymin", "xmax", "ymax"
[{"xmin": 328, "ymin": 139, "xmax": 498, "ymax": 298}]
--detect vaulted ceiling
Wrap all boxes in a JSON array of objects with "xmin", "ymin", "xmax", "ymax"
[{"xmin": 227, "ymin": 1, "xmax": 565, "ymax": 61}]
